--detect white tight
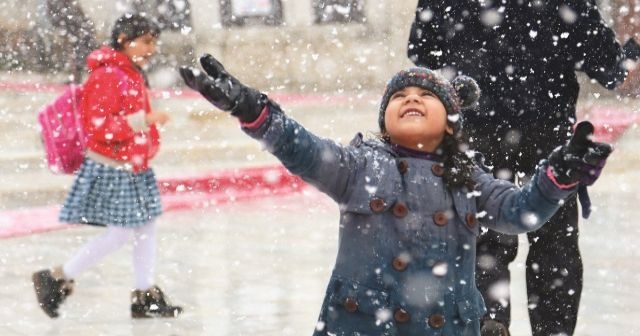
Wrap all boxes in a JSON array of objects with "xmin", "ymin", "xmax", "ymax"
[{"xmin": 62, "ymin": 222, "xmax": 157, "ymax": 290}]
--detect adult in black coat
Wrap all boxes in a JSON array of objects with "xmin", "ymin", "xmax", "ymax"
[{"xmin": 408, "ymin": 1, "xmax": 639, "ymax": 335}]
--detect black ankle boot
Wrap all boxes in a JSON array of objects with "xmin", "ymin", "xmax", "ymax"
[
  {"xmin": 131, "ymin": 285, "xmax": 183, "ymax": 318},
  {"xmin": 32, "ymin": 269, "xmax": 74, "ymax": 318}
]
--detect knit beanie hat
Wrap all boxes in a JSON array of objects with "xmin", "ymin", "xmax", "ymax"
[{"xmin": 378, "ymin": 68, "xmax": 480, "ymax": 134}]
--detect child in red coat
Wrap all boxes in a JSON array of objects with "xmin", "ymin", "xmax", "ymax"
[{"xmin": 32, "ymin": 13, "xmax": 182, "ymax": 319}]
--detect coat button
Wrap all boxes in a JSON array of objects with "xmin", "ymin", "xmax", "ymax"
[
  {"xmin": 392, "ymin": 256, "xmax": 409, "ymax": 272},
  {"xmin": 433, "ymin": 211, "xmax": 448, "ymax": 226},
  {"xmin": 431, "ymin": 163, "xmax": 444, "ymax": 177},
  {"xmin": 427, "ymin": 313, "xmax": 445, "ymax": 329},
  {"xmin": 344, "ymin": 297, "xmax": 358, "ymax": 313},
  {"xmin": 369, "ymin": 197, "xmax": 386, "ymax": 213},
  {"xmin": 466, "ymin": 213, "xmax": 477, "ymax": 228},
  {"xmin": 394, "ymin": 308, "xmax": 411, "ymax": 323},
  {"xmin": 392, "ymin": 202, "xmax": 408, "ymax": 218},
  {"xmin": 397, "ymin": 160, "xmax": 409, "ymax": 174}
]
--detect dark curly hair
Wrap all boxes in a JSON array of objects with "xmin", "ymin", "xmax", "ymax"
[
  {"xmin": 110, "ymin": 13, "xmax": 161, "ymax": 50},
  {"xmin": 379, "ymin": 131, "xmax": 476, "ymax": 189},
  {"xmin": 439, "ymin": 132, "xmax": 476, "ymax": 189}
]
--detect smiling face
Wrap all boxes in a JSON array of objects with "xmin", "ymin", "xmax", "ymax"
[
  {"xmin": 383, "ymin": 86, "xmax": 452, "ymax": 152},
  {"xmin": 120, "ymin": 32, "xmax": 157, "ymax": 67}
]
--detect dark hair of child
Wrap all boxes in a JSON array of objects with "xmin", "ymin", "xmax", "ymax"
[{"xmin": 110, "ymin": 13, "xmax": 161, "ymax": 50}]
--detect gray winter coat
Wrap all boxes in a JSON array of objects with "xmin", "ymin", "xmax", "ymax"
[{"xmin": 244, "ymin": 105, "xmax": 575, "ymax": 336}]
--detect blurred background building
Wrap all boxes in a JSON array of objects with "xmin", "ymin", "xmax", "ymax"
[
  {"xmin": 0, "ymin": 0, "xmax": 417, "ymax": 91},
  {"xmin": 1, "ymin": 0, "xmax": 638, "ymax": 93}
]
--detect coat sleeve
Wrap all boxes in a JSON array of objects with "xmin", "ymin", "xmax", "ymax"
[
  {"xmin": 474, "ymin": 163, "xmax": 576, "ymax": 234},
  {"xmin": 567, "ymin": 0, "xmax": 629, "ymax": 88},
  {"xmin": 241, "ymin": 102, "xmax": 362, "ymax": 204},
  {"xmin": 82, "ymin": 69, "xmax": 137, "ymax": 142}
]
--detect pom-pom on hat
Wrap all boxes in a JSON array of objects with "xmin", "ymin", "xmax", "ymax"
[{"xmin": 378, "ymin": 67, "xmax": 480, "ymax": 134}]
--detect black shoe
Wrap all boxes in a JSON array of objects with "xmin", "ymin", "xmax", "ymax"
[
  {"xmin": 32, "ymin": 269, "xmax": 74, "ymax": 318},
  {"xmin": 481, "ymin": 319, "xmax": 511, "ymax": 336},
  {"xmin": 131, "ymin": 285, "xmax": 183, "ymax": 318}
]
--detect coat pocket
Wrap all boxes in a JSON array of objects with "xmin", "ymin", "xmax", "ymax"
[
  {"xmin": 328, "ymin": 278, "xmax": 391, "ymax": 315},
  {"xmin": 323, "ymin": 277, "xmax": 396, "ymax": 335}
]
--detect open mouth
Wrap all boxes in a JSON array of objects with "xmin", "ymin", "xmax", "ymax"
[{"xmin": 401, "ymin": 108, "xmax": 425, "ymax": 118}]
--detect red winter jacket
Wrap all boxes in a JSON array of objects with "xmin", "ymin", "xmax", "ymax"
[{"xmin": 81, "ymin": 46, "xmax": 160, "ymax": 172}]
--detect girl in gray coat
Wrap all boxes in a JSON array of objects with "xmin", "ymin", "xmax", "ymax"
[{"xmin": 179, "ymin": 56, "xmax": 611, "ymax": 336}]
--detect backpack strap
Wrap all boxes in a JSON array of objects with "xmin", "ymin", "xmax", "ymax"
[
  {"xmin": 76, "ymin": 66, "xmax": 130, "ymax": 145},
  {"xmin": 68, "ymin": 84, "xmax": 85, "ymax": 148}
]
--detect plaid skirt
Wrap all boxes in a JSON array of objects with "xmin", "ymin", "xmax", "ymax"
[{"xmin": 59, "ymin": 158, "xmax": 163, "ymax": 228}]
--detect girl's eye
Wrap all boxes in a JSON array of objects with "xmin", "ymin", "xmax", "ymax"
[
  {"xmin": 421, "ymin": 91, "xmax": 435, "ymax": 97},
  {"xmin": 392, "ymin": 93, "xmax": 406, "ymax": 99}
]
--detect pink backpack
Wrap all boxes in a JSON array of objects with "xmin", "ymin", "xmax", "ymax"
[
  {"xmin": 38, "ymin": 67, "xmax": 126, "ymax": 174},
  {"xmin": 38, "ymin": 84, "xmax": 87, "ymax": 174}
]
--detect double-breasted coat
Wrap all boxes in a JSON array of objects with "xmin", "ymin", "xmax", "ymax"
[{"xmin": 243, "ymin": 104, "xmax": 574, "ymax": 336}]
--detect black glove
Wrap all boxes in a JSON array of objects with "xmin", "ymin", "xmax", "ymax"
[
  {"xmin": 548, "ymin": 121, "xmax": 613, "ymax": 185},
  {"xmin": 179, "ymin": 54, "xmax": 266, "ymax": 123}
]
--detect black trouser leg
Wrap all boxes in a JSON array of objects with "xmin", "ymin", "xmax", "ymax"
[
  {"xmin": 476, "ymin": 229, "xmax": 519, "ymax": 326},
  {"xmin": 526, "ymin": 196, "xmax": 581, "ymax": 336},
  {"xmin": 469, "ymin": 119, "xmax": 576, "ymax": 332}
]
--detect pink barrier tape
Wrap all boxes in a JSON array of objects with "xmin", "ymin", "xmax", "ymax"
[
  {"xmin": 0, "ymin": 165, "xmax": 306, "ymax": 239},
  {"xmin": 0, "ymin": 206, "xmax": 70, "ymax": 238},
  {"xmin": 1, "ymin": 108, "xmax": 637, "ymax": 240},
  {"xmin": 158, "ymin": 165, "xmax": 305, "ymax": 211},
  {"xmin": 3, "ymin": 80, "xmax": 636, "ymax": 131},
  {"xmin": 150, "ymin": 89, "xmax": 367, "ymax": 104},
  {"xmin": 0, "ymin": 81, "xmax": 364, "ymax": 104},
  {"xmin": 0, "ymin": 82, "xmax": 63, "ymax": 92},
  {"xmin": 580, "ymin": 106, "xmax": 640, "ymax": 143}
]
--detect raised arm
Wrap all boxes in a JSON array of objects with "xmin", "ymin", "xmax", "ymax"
[
  {"xmin": 567, "ymin": 0, "xmax": 640, "ymax": 88},
  {"xmin": 179, "ymin": 54, "xmax": 362, "ymax": 203},
  {"xmin": 476, "ymin": 122, "xmax": 612, "ymax": 234}
]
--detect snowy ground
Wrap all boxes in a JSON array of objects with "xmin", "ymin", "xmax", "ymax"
[{"xmin": 0, "ymin": 88, "xmax": 639, "ymax": 335}]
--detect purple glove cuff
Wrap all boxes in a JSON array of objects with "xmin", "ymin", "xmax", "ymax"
[{"xmin": 579, "ymin": 160, "xmax": 606, "ymax": 186}]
